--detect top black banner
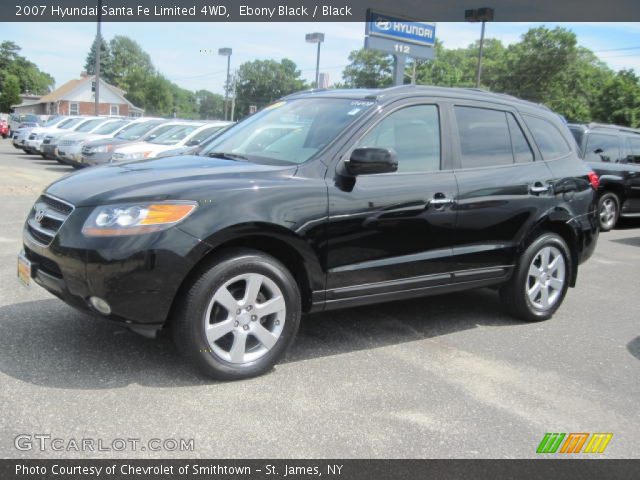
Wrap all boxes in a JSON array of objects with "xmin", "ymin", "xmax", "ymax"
[{"xmin": 3, "ymin": 0, "xmax": 640, "ymax": 22}]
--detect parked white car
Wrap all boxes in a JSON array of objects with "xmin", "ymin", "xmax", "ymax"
[
  {"xmin": 111, "ymin": 122, "xmax": 229, "ymax": 161},
  {"xmin": 24, "ymin": 116, "xmax": 83, "ymax": 155},
  {"xmin": 56, "ymin": 118, "xmax": 124, "ymax": 165}
]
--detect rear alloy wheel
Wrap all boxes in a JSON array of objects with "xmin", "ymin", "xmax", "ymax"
[
  {"xmin": 173, "ymin": 248, "xmax": 301, "ymax": 380},
  {"xmin": 598, "ymin": 192, "xmax": 619, "ymax": 232},
  {"xmin": 500, "ymin": 233, "xmax": 571, "ymax": 322}
]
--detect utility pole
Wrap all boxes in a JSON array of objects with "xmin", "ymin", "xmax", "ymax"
[
  {"xmin": 94, "ymin": 0, "xmax": 102, "ymax": 115},
  {"xmin": 230, "ymin": 72, "xmax": 237, "ymax": 122},
  {"xmin": 465, "ymin": 7, "xmax": 495, "ymax": 89},
  {"xmin": 305, "ymin": 33, "xmax": 325, "ymax": 88}
]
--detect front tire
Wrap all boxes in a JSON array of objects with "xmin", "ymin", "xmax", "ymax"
[
  {"xmin": 598, "ymin": 192, "xmax": 620, "ymax": 232},
  {"xmin": 173, "ymin": 248, "xmax": 301, "ymax": 380},
  {"xmin": 500, "ymin": 233, "xmax": 571, "ymax": 322}
]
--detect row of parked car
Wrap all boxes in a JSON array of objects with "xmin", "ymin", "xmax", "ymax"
[{"xmin": 10, "ymin": 115, "xmax": 232, "ymax": 168}]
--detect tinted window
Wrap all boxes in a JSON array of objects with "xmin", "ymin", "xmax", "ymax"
[
  {"xmin": 523, "ymin": 115, "xmax": 571, "ymax": 159},
  {"xmin": 624, "ymin": 136, "xmax": 640, "ymax": 164},
  {"xmin": 357, "ymin": 105, "xmax": 440, "ymax": 173},
  {"xmin": 455, "ymin": 106, "xmax": 513, "ymax": 168},
  {"xmin": 507, "ymin": 114, "xmax": 534, "ymax": 163},
  {"xmin": 585, "ymin": 133, "xmax": 620, "ymax": 163}
]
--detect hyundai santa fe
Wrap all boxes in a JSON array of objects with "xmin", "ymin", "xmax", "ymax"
[{"xmin": 19, "ymin": 86, "xmax": 599, "ymax": 380}]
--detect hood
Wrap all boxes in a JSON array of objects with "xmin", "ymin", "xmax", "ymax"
[
  {"xmin": 83, "ymin": 137, "xmax": 132, "ymax": 148},
  {"xmin": 113, "ymin": 142, "xmax": 175, "ymax": 156},
  {"xmin": 45, "ymin": 155, "xmax": 294, "ymax": 206}
]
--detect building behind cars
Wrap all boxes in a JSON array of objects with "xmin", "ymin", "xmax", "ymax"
[
  {"xmin": 11, "ymin": 73, "xmax": 144, "ymax": 118},
  {"xmin": 569, "ymin": 123, "xmax": 640, "ymax": 230}
]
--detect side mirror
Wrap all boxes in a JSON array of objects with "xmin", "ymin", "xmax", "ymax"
[
  {"xmin": 345, "ymin": 147, "xmax": 398, "ymax": 175},
  {"xmin": 186, "ymin": 139, "xmax": 201, "ymax": 147}
]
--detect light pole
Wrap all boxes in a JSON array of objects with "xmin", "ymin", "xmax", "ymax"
[
  {"xmin": 465, "ymin": 7, "xmax": 495, "ymax": 88},
  {"xmin": 218, "ymin": 47, "xmax": 232, "ymax": 120},
  {"xmin": 305, "ymin": 32, "xmax": 325, "ymax": 89},
  {"xmin": 94, "ymin": 0, "xmax": 102, "ymax": 116}
]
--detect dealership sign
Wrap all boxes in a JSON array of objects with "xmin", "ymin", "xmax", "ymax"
[
  {"xmin": 364, "ymin": 10, "xmax": 436, "ymax": 64},
  {"xmin": 366, "ymin": 11, "xmax": 436, "ymax": 47}
]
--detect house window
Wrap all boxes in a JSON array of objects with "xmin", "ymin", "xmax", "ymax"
[
  {"xmin": 69, "ymin": 103, "xmax": 79, "ymax": 115},
  {"xmin": 110, "ymin": 105, "xmax": 119, "ymax": 116}
]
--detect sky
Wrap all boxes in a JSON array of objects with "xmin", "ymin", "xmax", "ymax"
[{"xmin": 1, "ymin": 22, "xmax": 640, "ymax": 94}]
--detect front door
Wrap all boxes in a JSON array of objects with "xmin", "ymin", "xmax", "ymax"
[{"xmin": 325, "ymin": 101, "xmax": 458, "ymax": 302}]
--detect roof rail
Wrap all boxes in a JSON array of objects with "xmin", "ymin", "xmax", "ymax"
[{"xmin": 587, "ymin": 122, "xmax": 640, "ymax": 134}]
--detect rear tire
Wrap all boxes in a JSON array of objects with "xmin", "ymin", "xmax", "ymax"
[
  {"xmin": 172, "ymin": 248, "xmax": 301, "ymax": 380},
  {"xmin": 500, "ymin": 233, "xmax": 571, "ymax": 322},
  {"xmin": 597, "ymin": 192, "xmax": 620, "ymax": 232}
]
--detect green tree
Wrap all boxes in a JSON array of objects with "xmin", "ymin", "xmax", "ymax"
[
  {"xmin": 0, "ymin": 41, "xmax": 54, "ymax": 96},
  {"xmin": 235, "ymin": 58, "xmax": 307, "ymax": 118},
  {"xmin": 342, "ymin": 49, "xmax": 393, "ymax": 88},
  {"xmin": 195, "ymin": 90, "xmax": 224, "ymax": 119},
  {"xmin": 109, "ymin": 36, "xmax": 154, "ymax": 90},
  {"xmin": 593, "ymin": 70, "xmax": 640, "ymax": 127},
  {"xmin": 84, "ymin": 36, "xmax": 113, "ymax": 82},
  {"xmin": 143, "ymin": 74, "xmax": 174, "ymax": 116},
  {"xmin": 0, "ymin": 73, "xmax": 21, "ymax": 111}
]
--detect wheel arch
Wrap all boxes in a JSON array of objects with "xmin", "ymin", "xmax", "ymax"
[{"xmin": 169, "ymin": 223, "xmax": 324, "ymax": 324}]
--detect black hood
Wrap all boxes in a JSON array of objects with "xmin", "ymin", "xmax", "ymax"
[{"xmin": 46, "ymin": 155, "xmax": 294, "ymax": 207}]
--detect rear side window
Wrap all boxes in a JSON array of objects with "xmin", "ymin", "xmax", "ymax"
[
  {"xmin": 523, "ymin": 115, "xmax": 572, "ymax": 159},
  {"xmin": 455, "ymin": 106, "xmax": 515, "ymax": 168},
  {"xmin": 585, "ymin": 133, "xmax": 620, "ymax": 163},
  {"xmin": 357, "ymin": 105, "xmax": 441, "ymax": 173},
  {"xmin": 507, "ymin": 114, "xmax": 534, "ymax": 163}
]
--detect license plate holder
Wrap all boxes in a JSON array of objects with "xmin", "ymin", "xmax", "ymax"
[{"xmin": 17, "ymin": 252, "xmax": 32, "ymax": 287}]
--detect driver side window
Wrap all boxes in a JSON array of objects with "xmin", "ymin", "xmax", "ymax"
[{"xmin": 356, "ymin": 105, "xmax": 441, "ymax": 173}]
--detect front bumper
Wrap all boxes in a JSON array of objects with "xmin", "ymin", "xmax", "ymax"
[
  {"xmin": 81, "ymin": 151, "xmax": 113, "ymax": 166},
  {"xmin": 23, "ymin": 206, "xmax": 207, "ymax": 330},
  {"xmin": 25, "ymin": 138, "xmax": 44, "ymax": 151},
  {"xmin": 57, "ymin": 144, "xmax": 83, "ymax": 165},
  {"xmin": 41, "ymin": 143, "xmax": 58, "ymax": 159}
]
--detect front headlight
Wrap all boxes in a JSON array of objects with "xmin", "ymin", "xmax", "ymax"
[
  {"xmin": 90, "ymin": 144, "xmax": 114, "ymax": 153},
  {"xmin": 121, "ymin": 151, "xmax": 153, "ymax": 160},
  {"xmin": 82, "ymin": 201, "xmax": 197, "ymax": 236}
]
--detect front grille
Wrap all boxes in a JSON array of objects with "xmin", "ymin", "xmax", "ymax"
[
  {"xmin": 59, "ymin": 139, "xmax": 76, "ymax": 147},
  {"xmin": 112, "ymin": 153, "xmax": 125, "ymax": 160},
  {"xmin": 28, "ymin": 133, "xmax": 36, "ymax": 140},
  {"xmin": 81, "ymin": 145, "xmax": 91, "ymax": 155},
  {"xmin": 24, "ymin": 246, "xmax": 63, "ymax": 278},
  {"xmin": 26, "ymin": 194, "xmax": 75, "ymax": 246},
  {"xmin": 43, "ymin": 136, "xmax": 52, "ymax": 145}
]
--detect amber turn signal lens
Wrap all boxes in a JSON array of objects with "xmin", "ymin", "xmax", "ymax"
[{"xmin": 140, "ymin": 204, "xmax": 196, "ymax": 225}]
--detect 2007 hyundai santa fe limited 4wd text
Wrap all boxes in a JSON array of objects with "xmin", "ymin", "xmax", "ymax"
[{"xmin": 19, "ymin": 86, "xmax": 600, "ymax": 380}]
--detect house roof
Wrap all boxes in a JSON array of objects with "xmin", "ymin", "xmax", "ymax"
[
  {"xmin": 35, "ymin": 76, "xmax": 142, "ymax": 112},
  {"xmin": 39, "ymin": 78, "xmax": 84, "ymax": 103}
]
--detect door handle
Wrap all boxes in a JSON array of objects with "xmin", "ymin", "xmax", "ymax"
[
  {"xmin": 429, "ymin": 197, "xmax": 454, "ymax": 207},
  {"xmin": 530, "ymin": 183, "xmax": 550, "ymax": 194}
]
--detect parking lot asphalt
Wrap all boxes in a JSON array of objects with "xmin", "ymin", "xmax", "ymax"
[{"xmin": 0, "ymin": 138, "xmax": 638, "ymax": 459}]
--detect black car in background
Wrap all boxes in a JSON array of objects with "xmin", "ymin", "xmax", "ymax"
[
  {"xmin": 20, "ymin": 86, "xmax": 599, "ymax": 380},
  {"xmin": 569, "ymin": 123, "xmax": 640, "ymax": 231}
]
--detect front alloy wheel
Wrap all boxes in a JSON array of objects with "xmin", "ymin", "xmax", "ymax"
[
  {"xmin": 173, "ymin": 248, "xmax": 301, "ymax": 380},
  {"xmin": 204, "ymin": 273, "xmax": 286, "ymax": 364}
]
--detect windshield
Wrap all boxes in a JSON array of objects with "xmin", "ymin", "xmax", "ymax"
[
  {"xmin": 94, "ymin": 120, "xmax": 129, "ymax": 135},
  {"xmin": 43, "ymin": 116, "xmax": 62, "ymax": 127},
  {"xmin": 201, "ymin": 98, "xmax": 375, "ymax": 164},
  {"xmin": 187, "ymin": 126, "xmax": 225, "ymax": 145},
  {"xmin": 75, "ymin": 119, "xmax": 106, "ymax": 132},
  {"xmin": 24, "ymin": 114, "xmax": 40, "ymax": 124},
  {"xmin": 60, "ymin": 117, "xmax": 84, "ymax": 129},
  {"xmin": 115, "ymin": 120, "xmax": 164, "ymax": 140},
  {"xmin": 149, "ymin": 124, "xmax": 201, "ymax": 145}
]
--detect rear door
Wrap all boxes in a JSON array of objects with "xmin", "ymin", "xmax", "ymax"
[
  {"xmin": 325, "ymin": 100, "xmax": 458, "ymax": 302},
  {"xmin": 450, "ymin": 103, "xmax": 557, "ymax": 274}
]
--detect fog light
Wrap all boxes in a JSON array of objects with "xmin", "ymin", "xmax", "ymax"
[{"xmin": 89, "ymin": 296, "xmax": 111, "ymax": 315}]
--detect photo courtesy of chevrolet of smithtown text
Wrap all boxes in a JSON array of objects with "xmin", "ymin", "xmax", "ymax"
[{"xmin": 0, "ymin": 0, "xmax": 639, "ymax": 479}]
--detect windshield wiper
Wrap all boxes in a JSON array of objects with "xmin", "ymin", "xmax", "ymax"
[{"xmin": 207, "ymin": 151, "xmax": 249, "ymax": 161}]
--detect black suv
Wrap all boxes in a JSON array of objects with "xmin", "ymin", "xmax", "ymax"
[
  {"xmin": 569, "ymin": 123, "xmax": 640, "ymax": 231},
  {"xmin": 20, "ymin": 86, "xmax": 599, "ymax": 380}
]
